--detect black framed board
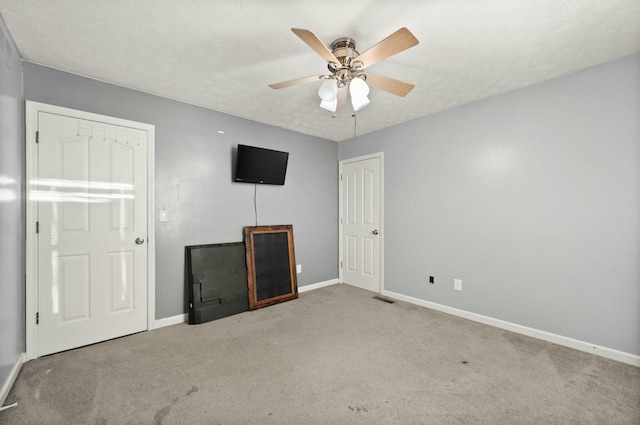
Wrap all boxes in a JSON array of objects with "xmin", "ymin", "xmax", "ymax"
[{"xmin": 243, "ymin": 225, "xmax": 298, "ymax": 310}]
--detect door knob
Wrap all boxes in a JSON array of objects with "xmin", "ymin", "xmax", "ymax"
[
  {"xmin": 135, "ymin": 237, "xmax": 145, "ymax": 245},
  {"xmin": 372, "ymin": 230, "xmax": 379, "ymax": 235}
]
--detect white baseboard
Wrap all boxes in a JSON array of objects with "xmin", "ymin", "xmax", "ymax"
[
  {"xmin": 152, "ymin": 279, "xmax": 340, "ymax": 329},
  {"xmin": 0, "ymin": 353, "xmax": 25, "ymax": 407},
  {"xmin": 298, "ymin": 278, "xmax": 339, "ymax": 293},
  {"xmin": 381, "ymin": 289, "xmax": 640, "ymax": 367},
  {"xmin": 23, "ymin": 280, "xmax": 333, "ymax": 352},
  {"xmin": 153, "ymin": 313, "xmax": 188, "ymax": 329}
]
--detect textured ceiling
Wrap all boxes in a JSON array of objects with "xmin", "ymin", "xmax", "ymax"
[{"xmin": 1, "ymin": 0, "xmax": 639, "ymax": 142}]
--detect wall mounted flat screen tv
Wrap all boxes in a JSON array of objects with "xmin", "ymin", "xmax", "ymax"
[{"xmin": 234, "ymin": 144, "xmax": 289, "ymax": 185}]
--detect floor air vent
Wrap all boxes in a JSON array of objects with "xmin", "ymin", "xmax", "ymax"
[{"xmin": 373, "ymin": 295, "xmax": 395, "ymax": 304}]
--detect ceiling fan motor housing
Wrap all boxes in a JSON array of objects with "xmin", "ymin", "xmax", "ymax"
[{"xmin": 329, "ymin": 37, "xmax": 363, "ymax": 87}]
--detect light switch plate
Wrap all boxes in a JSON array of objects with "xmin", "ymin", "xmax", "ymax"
[
  {"xmin": 454, "ymin": 279, "xmax": 462, "ymax": 291},
  {"xmin": 159, "ymin": 210, "xmax": 168, "ymax": 222},
  {"xmin": 296, "ymin": 264, "xmax": 302, "ymax": 274}
]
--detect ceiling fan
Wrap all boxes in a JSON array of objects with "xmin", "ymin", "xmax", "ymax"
[{"xmin": 269, "ymin": 27, "xmax": 419, "ymax": 112}]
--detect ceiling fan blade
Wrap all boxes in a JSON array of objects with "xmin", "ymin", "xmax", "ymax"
[
  {"xmin": 269, "ymin": 75, "xmax": 322, "ymax": 90},
  {"xmin": 364, "ymin": 73, "xmax": 415, "ymax": 97},
  {"xmin": 337, "ymin": 86, "xmax": 348, "ymax": 110},
  {"xmin": 291, "ymin": 28, "xmax": 340, "ymax": 65},
  {"xmin": 353, "ymin": 27, "xmax": 419, "ymax": 69}
]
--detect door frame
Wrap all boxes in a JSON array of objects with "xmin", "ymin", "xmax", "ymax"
[
  {"xmin": 338, "ymin": 152, "xmax": 384, "ymax": 293},
  {"xmin": 25, "ymin": 101, "xmax": 156, "ymax": 360}
]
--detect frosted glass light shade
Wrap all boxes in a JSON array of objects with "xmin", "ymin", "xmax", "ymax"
[
  {"xmin": 351, "ymin": 95, "xmax": 370, "ymax": 111},
  {"xmin": 318, "ymin": 79, "xmax": 337, "ymax": 102},
  {"xmin": 320, "ymin": 98, "xmax": 338, "ymax": 112},
  {"xmin": 350, "ymin": 78, "xmax": 370, "ymax": 111},
  {"xmin": 349, "ymin": 77, "xmax": 369, "ymax": 97}
]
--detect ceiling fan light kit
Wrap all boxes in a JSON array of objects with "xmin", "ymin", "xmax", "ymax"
[{"xmin": 269, "ymin": 27, "xmax": 419, "ymax": 113}]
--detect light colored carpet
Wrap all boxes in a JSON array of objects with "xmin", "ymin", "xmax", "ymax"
[{"xmin": 2, "ymin": 283, "xmax": 639, "ymax": 424}]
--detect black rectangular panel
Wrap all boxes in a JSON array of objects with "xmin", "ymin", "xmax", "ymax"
[{"xmin": 185, "ymin": 242, "xmax": 249, "ymax": 324}]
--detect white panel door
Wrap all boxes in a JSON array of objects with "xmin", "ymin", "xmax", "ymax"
[
  {"xmin": 36, "ymin": 112, "xmax": 148, "ymax": 356},
  {"xmin": 342, "ymin": 156, "xmax": 381, "ymax": 292}
]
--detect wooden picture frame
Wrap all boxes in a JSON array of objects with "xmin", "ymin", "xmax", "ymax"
[{"xmin": 244, "ymin": 225, "xmax": 298, "ymax": 310}]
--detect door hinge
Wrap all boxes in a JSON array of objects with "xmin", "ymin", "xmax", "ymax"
[
  {"xmin": 36, "ymin": 131, "xmax": 39, "ymax": 143},
  {"xmin": 340, "ymin": 174, "xmax": 342, "ymax": 181},
  {"xmin": 36, "ymin": 221, "xmax": 39, "ymax": 234},
  {"xmin": 36, "ymin": 312, "xmax": 39, "ymax": 324},
  {"xmin": 340, "ymin": 261, "xmax": 343, "ymax": 268}
]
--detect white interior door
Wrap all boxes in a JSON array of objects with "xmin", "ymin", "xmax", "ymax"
[
  {"xmin": 341, "ymin": 155, "xmax": 382, "ymax": 293},
  {"xmin": 36, "ymin": 111, "xmax": 148, "ymax": 356}
]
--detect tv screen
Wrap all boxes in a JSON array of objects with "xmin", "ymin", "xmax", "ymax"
[{"xmin": 234, "ymin": 144, "xmax": 289, "ymax": 185}]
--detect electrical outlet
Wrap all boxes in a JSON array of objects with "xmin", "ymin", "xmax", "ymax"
[
  {"xmin": 454, "ymin": 279, "xmax": 462, "ymax": 291},
  {"xmin": 429, "ymin": 276, "xmax": 434, "ymax": 284},
  {"xmin": 296, "ymin": 264, "xmax": 302, "ymax": 274}
]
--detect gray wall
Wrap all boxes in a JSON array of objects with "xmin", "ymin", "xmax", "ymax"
[
  {"xmin": 340, "ymin": 54, "xmax": 640, "ymax": 355},
  {"xmin": 0, "ymin": 14, "xmax": 25, "ymax": 396},
  {"xmin": 24, "ymin": 63, "xmax": 339, "ymax": 319}
]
